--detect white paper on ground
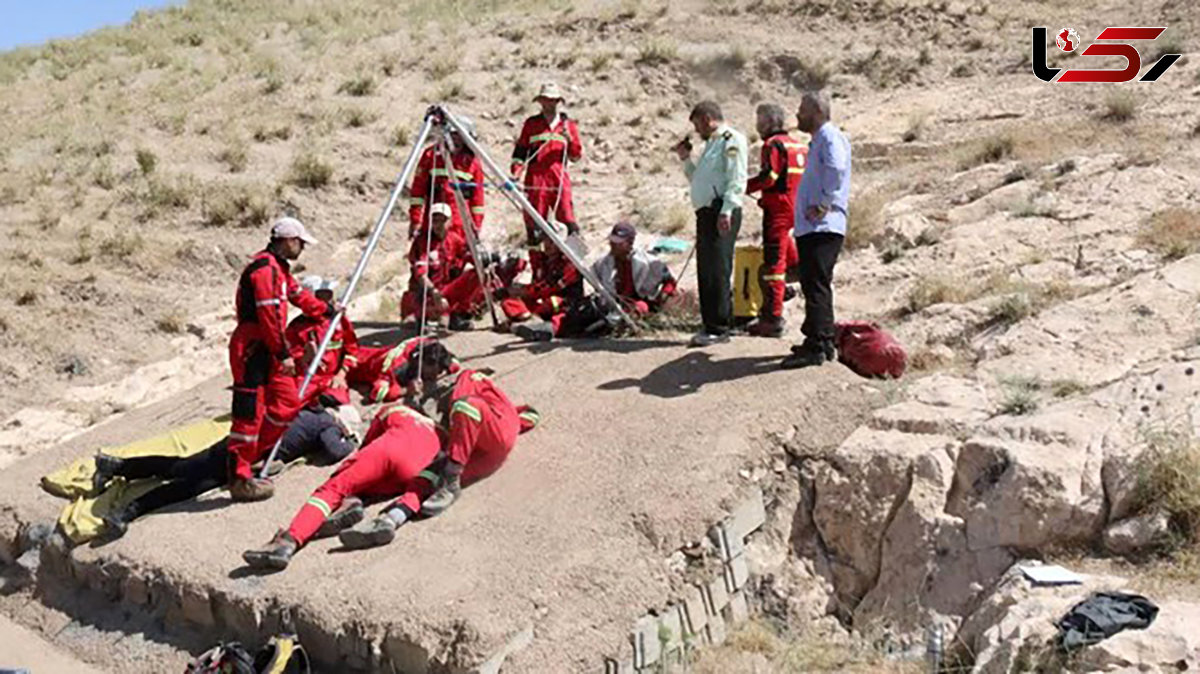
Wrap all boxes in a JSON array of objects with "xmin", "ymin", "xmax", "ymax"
[{"xmin": 1020, "ymin": 564, "xmax": 1084, "ymax": 586}]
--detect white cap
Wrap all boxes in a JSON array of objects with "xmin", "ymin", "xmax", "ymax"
[
  {"xmin": 430, "ymin": 203, "xmax": 452, "ymax": 219},
  {"xmin": 302, "ymin": 275, "xmax": 340, "ymax": 293},
  {"xmin": 270, "ymin": 216, "xmax": 318, "ymax": 245}
]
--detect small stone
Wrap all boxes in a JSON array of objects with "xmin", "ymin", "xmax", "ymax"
[
  {"xmin": 1155, "ymin": 383, "xmax": 1165, "ymax": 392},
  {"xmin": 1186, "ymin": 367, "xmax": 1195, "ymax": 376},
  {"xmin": 1141, "ymin": 405, "xmax": 1151, "ymax": 414}
]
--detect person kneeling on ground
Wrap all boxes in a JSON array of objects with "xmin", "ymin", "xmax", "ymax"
[
  {"xmin": 514, "ymin": 222, "xmax": 676, "ymax": 342},
  {"xmin": 91, "ymin": 405, "xmax": 360, "ymax": 540},
  {"xmin": 499, "ymin": 235, "xmax": 584, "ymax": 340},
  {"xmin": 286, "ymin": 276, "xmax": 359, "ymax": 406},
  {"xmin": 400, "ymin": 203, "xmax": 470, "ymax": 330}
]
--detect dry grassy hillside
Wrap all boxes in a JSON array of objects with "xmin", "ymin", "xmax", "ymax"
[{"xmin": 1, "ymin": 0, "xmax": 1197, "ymax": 423}]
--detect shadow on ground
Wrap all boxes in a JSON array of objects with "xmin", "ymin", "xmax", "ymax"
[{"xmin": 598, "ymin": 352, "xmax": 784, "ymax": 399}]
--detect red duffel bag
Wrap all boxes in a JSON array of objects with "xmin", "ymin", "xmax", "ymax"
[{"xmin": 834, "ymin": 321, "xmax": 907, "ymax": 379}]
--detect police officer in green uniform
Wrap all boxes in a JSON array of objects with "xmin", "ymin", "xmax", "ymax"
[{"xmin": 676, "ymin": 101, "xmax": 749, "ymax": 347}]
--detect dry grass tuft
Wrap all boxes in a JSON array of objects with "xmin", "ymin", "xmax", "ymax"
[
  {"xmin": 135, "ymin": 148, "xmax": 157, "ymax": 176},
  {"xmin": 960, "ymin": 133, "xmax": 1015, "ymax": 169},
  {"xmin": 636, "ymin": 37, "xmax": 678, "ymax": 66},
  {"xmin": 1101, "ymin": 89, "xmax": 1137, "ymax": 122},
  {"xmin": 337, "ymin": 74, "xmax": 376, "ymax": 97},
  {"xmin": 692, "ymin": 620, "xmax": 922, "ymax": 673},
  {"xmin": 1133, "ymin": 428, "xmax": 1200, "ymax": 546},
  {"xmin": 155, "ymin": 310, "xmax": 186, "ymax": 334},
  {"xmin": 288, "ymin": 153, "xmax": 333, "ymax": 190},
  {"xmin": 216, "ymin": 142, "xmax": 248, "ymax": 173},
  {"xmin": 1138, "ymin": 208, "xmax": 1200, "ymax": 261},
  {"xmin": 998, "ymin": 376, "xmax": 1040, "ymax": 416},
  {"xmin": 843, "ymin": 190, "xmax": 890, "ymax": 251},
  {"xmin": 202, "ymin": 184, "xmax": 272, "ymax": 228}
]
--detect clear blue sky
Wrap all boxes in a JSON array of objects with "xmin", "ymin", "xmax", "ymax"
[{"xmin": 0, "ymin": 1, "xmax": 179, "ymax": 51}]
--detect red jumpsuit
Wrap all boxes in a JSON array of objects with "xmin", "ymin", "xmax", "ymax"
[
  {"xmin": 615, "ymin": 257, "xmax": 678, "ymax": 317},
  {"xmin": 285, "ymin": 403, "xmax": 442, "ymax": 546},
  {"xmin": 746, "ymin": 131, "xmax": 807, "ymax": 321},
  {"xmin": 408, "ymin": 147, "xmax": 485, "ymax": 240},
  {"xmin": 511, "ymin": 114, "xmax": 582, "ymax": 275},
  {"xmin": 500, "ymin": 251, "xmax": 583, "ymax": 331},
  {"xmin": 285, "ymin": 313, "xmax": 360, "ymax": 407},
  {"xmin": 229, "ymin": 250, "xmax": 330, "ymax": 480},
  {"xmin": 348, "ymin": 336, "xmax": 461, "ymax": 404},
  {"xmin": 400, "ymin": 230, "xmax": 469, "ymax": 320},
  {"xmin": 445, "ymin": 370, "xmax": 540, "ymax": 485}
]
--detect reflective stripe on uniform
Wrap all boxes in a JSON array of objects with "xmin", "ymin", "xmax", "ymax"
[
  {"xmin": 762, "ymin": 273, "xmax": 787, "ymax": 281},
  {"xmin": 787, "ymin": 167, "xmax": 805, "ymax": 174},
  {"xmin": 264, "ymin": 414, "xmax": 288, "ymax": 427},
  {"xmin": 454, "ymin": 169, "xmax": 474, "ymax": 181},
  {"xmin": 451, "ymin": 399, "xmax": 482, "ymax": 422},
  {"xmin": 767, "ymin": 171, "xmax": 779, "ymax": 182},
  {"xmin": 373, "ymin": 382, "xmax": 390, "ymax": 403},
  {"xmin": 530, "ymin": 133, "xmax": 567, "ymax": 143},
  {"xmin": 471, "ymin": 206, "xmax": 485, "ymax": 213},
  {"xmin": 382, "ymin": 337, "xmax": 424, "ymax": 372},
  {"xmin": 469, "ymin": 371, "xmax": 491, "ymax": 382},
  {"xmin": 229, "ymin": 432, "xmax": 258, "ymax": 442},
  {"xmin": 256, "ymin": 299, "xmax": 281, "ymax": 306},
  {"xmin": 381, "ymin": 404, "xmax": 435, "ymax": 427},
  {"xmin": 519, "ymin": 410, "xmax": 540, "ymax": 425},
  {"xmin": 417, "ymin": 469, "xmax": 443, "ymax": 487},
  {"xmin": 430, "ymin": 168, "xmax": 451, "ymax": 177},
  {"xmin": 327, "ymin": 341, "xmax": 343, "ymax": 350},
  {"xmin": 307, "ymin": 497, "xmax": 332, "ymax": 518},
  {"xmin": 410, "ymin": 197, "xmax": 425, "ymax": 206}
]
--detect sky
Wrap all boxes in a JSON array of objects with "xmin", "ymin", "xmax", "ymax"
[{"xmin": 0, "ymin": 0, "xmax": 178, "ymax": 52}]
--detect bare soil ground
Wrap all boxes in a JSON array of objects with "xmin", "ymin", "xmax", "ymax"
[{"xmin": 3, "ymin": 0, "xmax": 1200, "ymax": 670}]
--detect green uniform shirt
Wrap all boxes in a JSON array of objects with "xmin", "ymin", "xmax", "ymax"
[{"xmin": 682, "ymin": 123, "xmax": 748, "ymax": 216}]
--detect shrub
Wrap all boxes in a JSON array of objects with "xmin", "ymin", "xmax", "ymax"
[
  {"xmin": 1138, "ymin": 208, "xmax": 1200, "ymax": 260},
  {"xmin": 843, "ymin": 190, "xmax": 889, "ymax": 251},
  {"xmin": 135, "ymin": 148, "xmax": 157, "ymax": 175},
  {"xmin": 904, "ymin": 274, "xmax": 976, "ymax": 314},
  {"xmin": 155, "ymin": 311, "xmax": 186, "ymax": 334},
  {"xmin": 202, "ymin": 185, "xmax": 271, "ymax": 228},
  {"xmin": 636, "ymin": 37, "xmax": 678, "ymax": 66},
  {"xmin": 961, "ymin": 133, "xmax": 1014, "ymax": 169},
  {"xmin": 1101, "ymin": 90, "xmax": 1137, "ymax": 122},
  {"xmin": 98, "ymin": 231, "xmax": 145, "ymax": 261},
  {"xmin": 428, "ymin": 61, "xmax": 458, "ymax": 80},
  {"xmin": 217, "ymin": 143, "xmax": 248, "ymax": 173},
  {"xmin": 1133, "ymin": 428, "xmax": 1200, "ymax": 545},
  {"xmin": 901, "ymin": 111, "xmax": 926, "ymax": 142},
  {"xmin": 252, "ymin": 125, "xmax": 292, "ymax": 143},
  {"xmin": 392, "ymin": 126, "xmax": 410, "ymax": 147},
  {"xmin": 145, "ymin": 176, "xmax": 193, "ymax": 210},
  {"xmin": 998, "ymin": 377, "xmax": 1040, "ymax": 416},
  {"xmin": 1050, "ymin": 379, "xmax": 1087, "ymax": 398},
  {"xmin": 337, "ymin": 75, "xmax": 376, "ymax": 97},
  {"xmin": 988, "ymin": 292, "xmax": 1035, "ymax": 327},
  {"xmin": 590, "ymin": 51, "xmax": 614, "ymax": 72},
  {"xmin": 288, "ymin": 153, "xmax": 333, "ymax": 189},
  {"xmin": 343, "ymin": 107, "xmax": 379, "ymax": 129},
  {"xmin": 92, "ymin": 161, "xmax": 116, "ymax": 190}
]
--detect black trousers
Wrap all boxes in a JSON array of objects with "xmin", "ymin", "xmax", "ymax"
[
  {"xmin": 115, "ymin": 441, "xmax": 230, "ymax": 518},
  {"xmin": 796, "ymin": 232, "xmax": 843, "ymax": 345},
  {"xmin": 695, "ymin": 203, "xmax": 742, "ymax": 334}
]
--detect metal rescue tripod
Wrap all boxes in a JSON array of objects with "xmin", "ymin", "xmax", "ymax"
[{"xmin": 257, "ymin": 105, "xmax": 638, "ymax": 478}]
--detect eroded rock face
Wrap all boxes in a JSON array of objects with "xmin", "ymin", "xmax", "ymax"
[{"xmin": 792, "ymin": 346, "xmax": 1200, "ymax": 648}]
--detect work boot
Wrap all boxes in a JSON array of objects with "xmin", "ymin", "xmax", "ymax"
[
  {"xmin": 781, "ymin": 341, "xmax": 834, "ymax": 370},
  {"xmin": 338, "ymin": 517, "xmax": 397, "ymax": 550},
  {"xmin": 448, "ymin": 314, "xmax": 473, "ymax": 332},
  {"xmin": 421, "ymin": 474, "xmax": 463, "ymax": 518},
  {"xmin": 99, "ymin": 505, "xmax": 137, "ymax": 541},
  {"xmin": 689, "ymin": 331, "xmax": 730, "ymax": 348},
  {"xmin": 92, "ymin": 453, "xmax": 124, "ymax": 495},
  {"xmin": 513, "ymin": 321, "xmax": 554, "ymax": 343},
  {"xmin": 229, "ymin": 477, "xmax": 275, "ymax": 502},
  {"xmin": 747, "ymin": 318, "xmax": 785, "ymax": 338},
  {"xmin": 783, "ymin": 284, "xmax": 798, "ymax": 302},
  {"xmin": 314, "ymin": 497, "xmax": 364, "ymax": 539},
  {"xmin": 242, "ymin": 529, "xmax": 297, "ymax": 571}
]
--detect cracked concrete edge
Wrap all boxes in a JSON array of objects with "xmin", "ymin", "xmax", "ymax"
[{"xmin": 608, "ymin": 489, "xmax": 765, "ymax": 673}]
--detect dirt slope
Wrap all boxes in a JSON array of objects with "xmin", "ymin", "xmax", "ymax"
[{"xmin": 0, "ymin": 329, "xmax": 881, "ymax": 672}]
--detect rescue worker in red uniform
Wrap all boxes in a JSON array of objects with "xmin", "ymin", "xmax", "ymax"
[
  {"xmin": 348, "ymin": 335, "xmax": 461, "ymax": 405},
  {"xmin": 511, "ymin": 82, "xmax": 583, "ymax": 275},
  {"xmin": 228, "ymin": 218, "xmax": 335, "ymax": 501},
  {"xmin": 408, "ymin": 116, "xmax": 485, "ymax": 247},
  {"xmin": 497, "ymin": 236, "xmax": 583, "ymax": 332},
  {"xmin": 339, "ymin": 344, "xmax": 540, "ymax": 545},
  {"xmin": 285, "ymin": 276, "xmax": 359, "ymax": 407},
  {"xmin": 745, "ymin": 103, "xmax": 808, "ymax": 338},
  {"xmin": 400, "ymin": 203, "xmax": 471, "ymax": 329},
  {"xmin": 242, "ymin": 400, "xmax": 443, "ymax": 570}
]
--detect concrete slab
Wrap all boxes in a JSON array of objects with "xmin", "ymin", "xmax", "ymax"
[{"xmin": 0, "ymin": 330, "xmax": 877, "ymax": 672}]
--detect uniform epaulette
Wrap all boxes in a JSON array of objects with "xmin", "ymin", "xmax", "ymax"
[{"xmin": 722, "ymin": 130, "xmax": 733, "ymax": 141}]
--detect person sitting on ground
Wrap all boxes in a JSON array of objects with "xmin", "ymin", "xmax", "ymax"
[
  {"xmin": 347, "ymin": 335, "xmax": 462, "ymax": 405},
  {"xmin": 90, "ymin": 405, "xmax": 361, "ymax": 540},
  {"xmin": 497, "ymin": 235, "xmax": 584, "ymax": 338},
  {"xmin": 401, "ymin": 203, "xmax": 470, "ymax": 329},
  {"xmin": 242, "ymin": 394, "xmax": 446, "ymax": 571},
  {"xmin": 593, "ymin": 221, "xmax": 677, "ymax": 316},
  {"xmin": 286, "ymin": 276, "xmax": 359, "ymax": 407}
]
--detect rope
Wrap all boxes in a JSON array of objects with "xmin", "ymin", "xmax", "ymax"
[{"xmin": 415, "ymin": 134, "xmax": 443, "ymax": 379}]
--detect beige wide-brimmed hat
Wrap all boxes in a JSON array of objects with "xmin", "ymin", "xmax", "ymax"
[{"xmin": 533, "ymin": 81, "xmax": 566, "ymax": 102}]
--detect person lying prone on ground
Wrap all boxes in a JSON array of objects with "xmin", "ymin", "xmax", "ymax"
[
  {"xmin": 91, "ymin": 405, "xmax": 360, "ymax": 540},
  {"xmin": 347, "ymin": 335, "xmax": 461, "ymax": 404}
]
